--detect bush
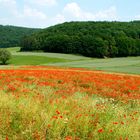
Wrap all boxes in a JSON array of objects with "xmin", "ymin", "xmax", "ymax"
[{"xmin": 0, "ymin": 49, "xmax": 12, "ymax": 65}]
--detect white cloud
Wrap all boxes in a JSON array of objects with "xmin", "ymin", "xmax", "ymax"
[
  {"xmin": 0, "ymin": 0, "xmax": 16, "ymax": 5},
  {"xmin": 135, "ymin": 15, "xmax": 140, "ymax": 20},
  {"xmin": 0, "ymin": 1, "xmax": 118, "ymax": 28},
  {"xmin": 0, "ymin": 0, "xmax": 48, "ymax": 27},
  {"xmin": 22, "ymin": 6, "xmax": 47, "ymax": 19},
  {"xmin": 63, "ymin": 2, "xmax": 82, "ymax": 18},
  {"xmin": 14, "ymin": 6, "xmax": 48, "ymax": 27},
  {"xmin": 48, "ymin": 14, "xmax": 65, "ymax": 26},
  {"xmin": 0, "ymin": 0, "xmax": 17, "ymax": 16},
  {"xmin": 63, "ymin": 2, "xmax": 118, "ymax": 21},
  {"xmin": 54, "ymin": 14, "xmax": 65, "ymax": 23},
  {"xmin": 24, "ymin": 0, "xmax": 57, "ymax": 7},
  {"xmin": 95, "ymin": 6, "xmax": 117, "ymax": 20},
  {"xmin": 0, "ymin": 8, "xmax": 48, "ymax": 28}
]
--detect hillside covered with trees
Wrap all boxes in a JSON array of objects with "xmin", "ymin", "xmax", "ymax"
[
  {"xmin": 0, "ymin": 25, "xmax": 40, "ymax": 48},
  {"xmin": 21, "ymin": 21, "xmax": 140, "ymax": 58}
]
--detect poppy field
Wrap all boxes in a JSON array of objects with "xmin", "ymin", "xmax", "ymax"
[{"xmin": 0, "ymin": 66, "xmax": 140, "ymax": 140}]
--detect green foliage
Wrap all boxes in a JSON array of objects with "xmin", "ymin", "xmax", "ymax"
[
  {"xmin": 0, "ymin": 49, "xmax": 12, "ymax": 64},
  {"xmin": 20, "ymin": 21, "xmax": 140, "ymax": 58},
  {"xmin": 0, "ymin": 25, "xmax": 40, "ymax": 48}
]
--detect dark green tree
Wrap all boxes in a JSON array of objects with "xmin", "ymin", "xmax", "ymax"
[
  {"xmin": 20, "ymin": 21, "xmax": 140, "ymax": 58},
  {"xmin": 0, "ymin": 25, "xmax": 40, "ymax": 48},
  {"xmin": 0, "ymin": 49, "xmax": 12, "ymax": 65}
]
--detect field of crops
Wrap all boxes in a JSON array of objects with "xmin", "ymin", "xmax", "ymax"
[{"xmin": 0, "ymin": 66, "xmax": 140, "ymax": 140}]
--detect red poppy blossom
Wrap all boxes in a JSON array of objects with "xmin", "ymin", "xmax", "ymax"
[{"xmin": 98, "ymin": 129, "xmax": 103, "ymax": 133}]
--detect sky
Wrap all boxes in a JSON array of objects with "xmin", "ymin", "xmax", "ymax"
[{"xmin": 0, "ymin": 0, "xmax": 140, "ymax": 28}]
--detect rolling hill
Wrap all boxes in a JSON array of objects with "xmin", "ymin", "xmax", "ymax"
[
  {"xmin": 20, "ymin": 21, "xmax": 140, "ymax": 58},
  {"xmin": 0, "ymin": 25, "xmax": 41, "ymax": 48}
]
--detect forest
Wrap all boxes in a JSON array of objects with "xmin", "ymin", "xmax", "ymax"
[
  {"xmin": 21, "ymin": 21, "xmax": 140, "ymax": 58},
  {"xmin": 0, "ymin": 25, "xmax": 40, "ymax": 48}
]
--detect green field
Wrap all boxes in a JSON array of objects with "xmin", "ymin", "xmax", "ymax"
[
  {"xmin": 9, "ymin": 55, "xmax": 70, "ymax": 65},
  {"xmin": 5, "ymin": 47, "xmax": 140, "ymax": 74}
]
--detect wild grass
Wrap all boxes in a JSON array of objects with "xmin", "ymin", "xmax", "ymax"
[
  {"xmin": 8, "ymin": 55, "xmax": 71, "ymax": 65},
  {"xmin": 0, "ymin": 67, "xmax": 139, "ymax": 139},
  {"xmin": 0, "ymin": 89, "xmax": 140, "ymax": 140}
]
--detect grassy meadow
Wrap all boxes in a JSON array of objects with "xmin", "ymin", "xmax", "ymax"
[
  {"xmin": 0, "ymin": 47, "xmax": 139, "ymax": 139},
  {"xmin": 0, "ymin": 67, "xmax": 140, "ymax": 140},
  {"xmin": 5, "ymin": 47, "xmax": 140, "ymax": 74}
]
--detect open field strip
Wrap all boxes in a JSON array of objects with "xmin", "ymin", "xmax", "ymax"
[
  {"xmin": 47, "ymin": 57, "xmax": 140, "ymax": 74},
  {"xmin": 6, "ymin": 47, "xmax": 140, "ymax": 74}
]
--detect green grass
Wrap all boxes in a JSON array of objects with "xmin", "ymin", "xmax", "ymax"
[
  {"xmin": 1, "ymin": 90, "xmax": 140, "ymax": 140},
  {"xmin": 10, "ymin": 48, "xmax": 90, "ymax": 60},
  {"xmin": 6, "ymin": 47, "xmax": 20, "ymax": 52},
  {"xmin": 47, "ymin": 57, "xmax": 140, "ymax": 74},
  {"xmin": 4, "ymin": 47, "xmax": 140, "ymax": 74},
  {"xmin": 9, "ymin": 55, "xmax": 70, "ymax": 65}
]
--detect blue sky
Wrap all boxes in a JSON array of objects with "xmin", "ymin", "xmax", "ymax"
[{"xmin": 0, "ymin": 0, "xmax": 140, "ymax": 28}]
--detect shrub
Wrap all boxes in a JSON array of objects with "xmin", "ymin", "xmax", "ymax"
[{"xmin": 0, "ymin": 49, "xmax": 12, "ymax": 65}]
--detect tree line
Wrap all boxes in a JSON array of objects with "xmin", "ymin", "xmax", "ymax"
[
  {"xmin": 0, "ymin": 25, "xmax": 40, "ymax": 48},
  {"xmin": 20, "ymin": 21, "xmax": 140, "ymax": 58}
]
